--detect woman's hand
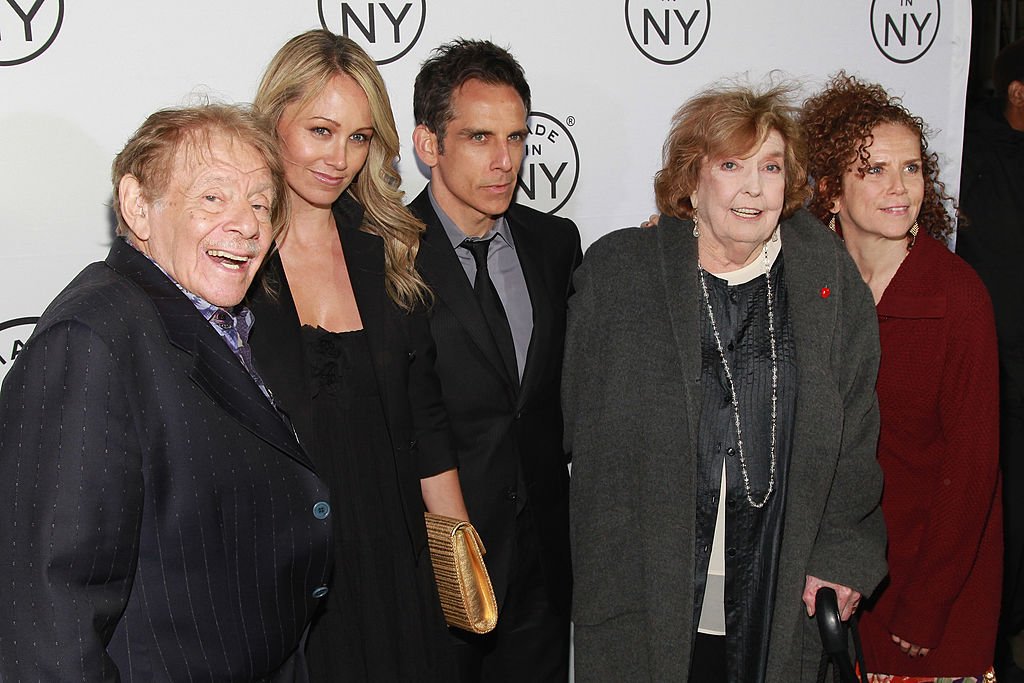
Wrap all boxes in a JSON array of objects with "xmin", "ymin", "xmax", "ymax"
[
  {"xmin": 890, "ymin": 633, "xmax": 930, "ymax": 658},
  {"xmin": 640, "ymin": 213, "xmax": 661, "ymax": 228},
  {"xmin": 420, "ymin": 468, "xmax": 469, "ymax": 521},
  {"xmin": 802, "ymin": 574, "xmax": 862, "ymax": 620}
]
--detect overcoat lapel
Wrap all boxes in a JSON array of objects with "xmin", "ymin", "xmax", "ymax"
[
  {"xmin": 107, "ymin": 240, "xmax": 310, "ymax": 469},
  {"xmin": 414, "ymin": 195, "xmax": 518, "ymax": 400},
  {"xmin": 778, "ymin": 221, "xmax": 843, "ymax": 522},
  {"xmin": 655, "ymin": 217, "xmax": 704, "ymax": 443}
]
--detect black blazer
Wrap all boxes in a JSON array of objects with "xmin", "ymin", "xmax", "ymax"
[
  {"xmin": 248, "ymin": 195, "xmax": 455, "ymax": 560},
  {"xmin": 0, "ymin": 239, "xmax": 333, "ymax": 682},
  {"xmin": 409, "ymin": 188, "xmax": 582, "ymax": 610}
]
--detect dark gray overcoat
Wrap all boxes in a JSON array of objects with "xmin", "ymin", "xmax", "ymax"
[{"xmin": 563, "ymin": 210, "xmax": 888, "ymax": 681}]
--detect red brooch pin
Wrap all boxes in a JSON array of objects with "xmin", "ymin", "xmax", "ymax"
[{"xmin": 820, "ymin": 286, "xmax": 831, "ymax": 299}]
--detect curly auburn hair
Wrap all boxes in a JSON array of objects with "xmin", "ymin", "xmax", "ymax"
[
  {"xmin": 654, "ymin": 82, "xmax": 810, "ymax": 220},
  {"xmin": 800, "ymin": 72, "xmax": 954, "ymax": 240}
]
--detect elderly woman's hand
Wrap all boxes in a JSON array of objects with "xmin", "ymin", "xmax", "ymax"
[{"xmin": 802, "ymin": 575, "xmax": 862, "ymax": 620}]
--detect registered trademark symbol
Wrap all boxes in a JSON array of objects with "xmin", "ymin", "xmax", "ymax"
[{"xmin": 566, "ymin": 116, "xmax": 576, "ymax": 126}]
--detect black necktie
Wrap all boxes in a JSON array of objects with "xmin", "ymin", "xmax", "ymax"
[{"xmin": 460, "ymin": 237, "xmax": 519, "ymax": 388}]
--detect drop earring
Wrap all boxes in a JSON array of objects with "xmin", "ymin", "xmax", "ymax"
[
  {"xmin": 907, "ymin": 221, "xmax": 919, "ymax": 250},
  {"xmin": 692, "ymin": 212, "xmax": 700, "ymax": 238},
  {"xmin": 828, "ymin": 213, "xmax": 838, "ymax": 233}
]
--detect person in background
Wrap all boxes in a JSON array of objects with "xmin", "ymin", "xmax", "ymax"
[
  {"xmin": 0, "ymin": 103, "xmax": 333, "ymax": 681},
  {"xmin": 564, "ymin": 83, "xmax": 887, "ymax": 682},
  {"xmin": 247, "ymin": 29, "xmax": 464, "ymax": 682},
  {"xmin": 958, "ymin": 37, "xmax": 1024, "ymax": 678},
  {"xmin": 408, "ymin": 39, "xmax": 582, "ymax": 682},
  {"xmin": 803, "ymin": 72, "xmax": 1001, "ymax": 682}
]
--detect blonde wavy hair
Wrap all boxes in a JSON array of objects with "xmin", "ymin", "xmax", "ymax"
[{"xmin": 254, "ymin": 29, "xmax": 430, "ymax": 311}]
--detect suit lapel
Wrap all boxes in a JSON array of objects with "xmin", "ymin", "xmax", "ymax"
[
  {"xmin": 412, "ymin": 190, "xmax": 518, "ymax": 395},
  {"xmin": 247, "ymin": 254, "xmax": 314, "ymax": 450},
  {"xmin": 336, "ymin": 205, "xmax": 395, "ymax": 439},
  {"xmin": 107, "ymin": 240, "xmax": 310, "ymax": 469},
  {"xmin": 505, "ymin": 209, "xmax": 548, "ymax": 409}
]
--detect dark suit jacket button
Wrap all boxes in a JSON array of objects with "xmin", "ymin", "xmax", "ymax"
[
  {"xmin": 312, "ymin": 586, "xmax": 329, "ymax": 599},
  {"xmin": 408, "ymin": 350, "xmax": 416, "ymax": 361},
  {"xmin": 312, "ymin": 501, "xmax": 331, "ymax": 520},
  {"xmin": 514, "ymin": 411, "xmax": 522, "ymax": 420},
  {"xmin": 503, "ymin": 487, "xmax": 518, "ymax": 501},
  {"xmin": 409, "ymin": 439, "xmax": 418, "ymax": 449}
]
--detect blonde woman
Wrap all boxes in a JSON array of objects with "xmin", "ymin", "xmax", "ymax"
[{"xmin": 247, "ymin": 30, "xmax": 465, "ymax": 682}]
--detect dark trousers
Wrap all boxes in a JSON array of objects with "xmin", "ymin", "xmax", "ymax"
[
  {"xmin": 688, "ymin": 632, "xmax": 726, "ymax": 682},
  {"xmin": 450, "ymin": 509, "xmax": 570, "ymax": 682}
]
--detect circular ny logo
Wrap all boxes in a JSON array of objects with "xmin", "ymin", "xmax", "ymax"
[
  {"xmin": 871, "ymin": 0, "xmax": 940, "ymax": 64},
  {"xmin": 318, "ymin": 0, "xmax": 425, "ymax": 65},
  {"xmin": 625, "ymin": 0, "xmax": 710, "ymax": 65},
  {"xmin": 0, "ymin": 317, "xmax": 38, "ymax": 384},
  {"xmin": 0, "ymin": 0, "xmax": 63, "ymax": 66},
  {"xmin": 515, "ymin": 112, "xmax": 580, "ymax": 215}
]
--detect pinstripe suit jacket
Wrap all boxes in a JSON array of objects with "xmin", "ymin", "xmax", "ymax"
[{"xmin": 0, "ymin": 239, "xmax": 333, "ymax": 682}]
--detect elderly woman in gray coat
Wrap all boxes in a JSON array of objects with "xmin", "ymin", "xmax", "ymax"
[{"xmin": 563, "ymin": 84, "xmax": 888, "ymax": 682}]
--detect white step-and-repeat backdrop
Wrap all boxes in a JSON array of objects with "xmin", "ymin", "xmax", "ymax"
[{"xmin": 1, "ymin": 0, "xmax": 969, "ymax": 382}]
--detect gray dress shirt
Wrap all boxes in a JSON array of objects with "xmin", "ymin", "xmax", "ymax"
[{"xmin": 428, "ymin": 186, "xmax": 533, "ymax": 380}]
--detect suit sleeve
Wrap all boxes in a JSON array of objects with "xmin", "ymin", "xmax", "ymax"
[
  {"xmin": 565, "ymin": 220, "xmax": 584, "ymax": 298},
  {"xmin": 0, "ymin": 320, "xmax": 143, "ymax": 682},
  {"xmin": 407, "ymin": 307, "xmax": 459, "ymax": 478},
  {"xmin": 806, "ymin": 253, "xmax": 888, "ymax": 596},
  {"xmin": 886, "ymin": 279, "xmax": 1001, "ymax": 646}
]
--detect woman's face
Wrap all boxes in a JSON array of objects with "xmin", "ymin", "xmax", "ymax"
[
  {"xmin": 691, "ymin": 129, "xmax": 787, "ymax": 254},
  {"xmin": 276, "ymin": 72, "xmax": 374, "ymax": 211},
  {"xmin": 833, "ymin": 123, "xmax": 924, "ymax": 242}
]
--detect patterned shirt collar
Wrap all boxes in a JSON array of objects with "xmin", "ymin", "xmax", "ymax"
[{"xmin": 125, "ymin": 237, "xmax": 256, "ymax": 354}]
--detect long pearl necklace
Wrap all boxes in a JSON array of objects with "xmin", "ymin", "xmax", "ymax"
[{"xmin": 698, "ymin": 242, "xmax": 778, "ymax": 509}]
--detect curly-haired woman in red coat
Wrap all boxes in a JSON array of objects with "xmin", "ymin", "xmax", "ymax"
[{"xmin": 802, "ymin": 73, "xmax": 1002, "ymax": 682}]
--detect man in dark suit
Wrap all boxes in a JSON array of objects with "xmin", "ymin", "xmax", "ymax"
[
  {"xmin": 0, "ymin": 104, "xmax": 332, "ymax": 681},
  {"xmin": 959, "ymin": 37, "xmax": 1024, "ymax": 677},
  {"xmin": 409, "ymin": 39, "xmax": 582, "ymax": 682}
]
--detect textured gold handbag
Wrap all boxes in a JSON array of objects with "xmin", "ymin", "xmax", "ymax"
[{"xmin": 423, "ymin": 513, "xmax": 498, "ymax": 634}]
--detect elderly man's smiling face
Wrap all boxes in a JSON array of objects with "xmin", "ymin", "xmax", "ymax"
[{"xmin": 127, "ymin": 131, "xmax": 275, "ymax": 307}]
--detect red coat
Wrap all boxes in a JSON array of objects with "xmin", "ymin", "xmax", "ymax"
[{"xmin": 858, "ymin": 232, "xmax": 1003, "ymax": 676}]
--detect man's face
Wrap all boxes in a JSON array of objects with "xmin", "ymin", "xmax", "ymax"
[
  {"xmin": 135, "ymin": 132, "xmax": 275, "ymax": 307},
  {"xmin": 418, "ymin": 79, "xmax": 528, "ymax": 237}
]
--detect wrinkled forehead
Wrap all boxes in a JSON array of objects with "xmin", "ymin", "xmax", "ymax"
[
  {"xmin": 167, "ymin": 129, "xmax": 274, "ymax": 193},
  {"xmin": 707, "ymin": 125, "xmax": 786, "ymax": 162}
]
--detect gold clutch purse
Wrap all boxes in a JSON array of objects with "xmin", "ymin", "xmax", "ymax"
[{"xmin": 423, "ymin": 512, "xmax": 498, "ymax": 634}]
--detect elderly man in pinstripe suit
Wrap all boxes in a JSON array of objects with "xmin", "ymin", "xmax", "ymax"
[{"xmin": 0, "ymin": 104, "xmax": 332, "ymax": 682}]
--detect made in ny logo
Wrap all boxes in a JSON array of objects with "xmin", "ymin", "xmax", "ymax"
[
  {"xmin": 0, "ymin": 0, "xmax": 63, "ymax": 66},
  {"xmin": 318, "ymin": 0, "xmax": 426, "ymax": 65},
  {"xmin": 515, "ymin": 112, "xmax": 580, "ymax": 215},
  {"xmin": 871, "ymin": 0, "xmax": 940, "ymax": 64},
  {"xmin": 0, "ymin": 317, "xmax": 37, "ymax": 383},
  {"xmin": 625, "ymin": 0, "xmax": 710, "ymax": 65}
]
